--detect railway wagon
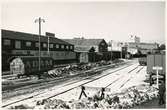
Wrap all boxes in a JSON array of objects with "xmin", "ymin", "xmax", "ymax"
[
  {"xmin": 10, "ymin": 56, "xmax": 54, "ymax": 78},
  {"xmin": 147, "ymin": 53, "xmax": 166, "ymax": 75}
]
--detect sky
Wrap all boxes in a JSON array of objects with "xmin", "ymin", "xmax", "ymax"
[{"xmin": 1, "ymin": 1, "xmax": 165, "ymax": 44}]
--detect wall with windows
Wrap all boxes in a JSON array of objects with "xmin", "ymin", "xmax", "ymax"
[
  {"xmin": 2, "ymin": 38, "xmax": 74, "ymax": 52},
  {"xmin": 11, "ymin": 50, "xmax": 76, "ymax": 60}
]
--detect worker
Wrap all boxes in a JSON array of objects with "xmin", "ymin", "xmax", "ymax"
[
  {"xmin": 149, "ymin": 72, "xmax": 154, "ymax": 86},
  {"xmin": 100, "ymin": 88, "xmax": 105, "ymax": 99},
  {"xmin": 158, "ymin": 80, "xmax": 165, "ymax": 105},
  {"xmin": 79, "ymin": 86, "xmax": 87, "ymax": 99}
]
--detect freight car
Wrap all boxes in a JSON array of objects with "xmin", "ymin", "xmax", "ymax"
[
  {"xmin": 10, "ymin": 56, "xmax": 54, "ymax": 78},
  {"xmin": 147, "ymin": 53, "xmax": 166, "ymax": 75},
  {"xmin": 147, "ymin": 53, "xmax": 166, "ymax": 85}
]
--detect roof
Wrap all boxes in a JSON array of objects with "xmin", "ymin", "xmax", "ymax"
[
  {"xmin": 128, "ymin": 42, "xmax": 157, "ymax": 45},
  {"xmin": 1, "ymin": 29, "xmax": 73, "ymax": 45},
  {"xmin": 63, "ymin": 38, "xmax": 104, "ymax": 46},
  {"xmin": 75, "ymin": 46, "xmax": 93, "ymax": 52},
  {"xmin": 128, "ymin": 42, "xmax": 158, "ymax": 49}
]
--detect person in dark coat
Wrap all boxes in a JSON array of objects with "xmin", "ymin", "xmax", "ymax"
[
  {"xmin": 158, "ymin": 80, "xmax": 165, "ymax": 105},
  {"xmin": 149, "ymin": 73, "xmax": 154, "ymax": 86},
  {"xmin": 79, "ymin": 86, "xmax": 87, "ymax": 99}
]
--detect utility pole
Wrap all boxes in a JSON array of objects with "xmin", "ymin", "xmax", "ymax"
[
  {"xmin": 35, "ymin": 17, "xmax": 45, "ymax": 72},
  {"xmin": 110, "ymin": 40, "xmax": 112, "ymax": 61},
  {"xmin": 47, "ymin": 35, "xmax": 50, "ymax": 55},
  {"xmin": 120, "ymin": 42, "xmax": 123, "ymax": 59}
]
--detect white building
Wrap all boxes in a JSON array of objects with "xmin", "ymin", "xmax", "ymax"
[
  {"xmin": 127, "ymin": 42, "xmax": 158, "ymax": 54},
  {"xmin": 108, "ymin": 39, "xmax": 158, "ymax": 55},
  {"xmin": 108, "ymin": 40, "xmax": 124, "ymax": 51}
]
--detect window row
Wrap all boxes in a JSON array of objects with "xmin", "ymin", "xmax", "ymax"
[
  {"xmin": 25, "ymin": 60, "xmax": 53, "ymax": 68},
  {"xmin": 3, "ymin": 39, "xmax": 73, "ymax": 50}
]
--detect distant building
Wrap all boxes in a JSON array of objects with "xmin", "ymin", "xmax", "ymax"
[
  {"xmin": 134, "ymin": 36, "xmax": 140, "ymax": 44},
  {"xmin": 108, "ymin": 40, "xmax": 158, "ymax": 57},
  {"xmin": 64, "ymin": 38, "xmax": 108, "ymax": 52},
  {"xmin": 64, "ymin": 38, "xmax": 109, "ymax": 62},
  {"xmin": 127, "ymin": 42, "xmax": 158, "ymax": 54},
  {"xmin": 108, "ymin": 40, "xmax": 123, "ymax": 51}
]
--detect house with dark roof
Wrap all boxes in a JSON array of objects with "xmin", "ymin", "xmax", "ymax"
[
  {"xmin": 64, "ymin": 38, "xmax": 108, "ymax": 52},
  {"xmin": 64, "ymin": 38, "xmax": 109, "ymax": 63},
  {"xmin": 1, "ymin": 29, "xmax": 76, "ymax": 70}
]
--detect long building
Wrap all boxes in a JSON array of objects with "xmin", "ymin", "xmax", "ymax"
[
  {"xmin": 127, "ymin": 42, "xmax": 158, "ymax": 54},
  {"xmin": 1, "ymin": 29, "xmax": 76, "ymax": 71}
]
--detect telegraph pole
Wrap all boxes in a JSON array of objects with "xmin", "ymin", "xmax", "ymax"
[
  {"xmin": 110, "ymin": 40, "xmax": 112, "ymax": 61},
  {"xmin": 35, "ymin": 17, "xmax": 45, "ymax": 72},
  {"xmin": 48, "ymin": 35, "xmax": 50, "ymax": 55},
  {"xmin": 120, "ymin": 42, "xmax": 123, "ymax": 59}
]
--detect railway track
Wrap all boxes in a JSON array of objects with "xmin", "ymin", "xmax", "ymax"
[
  {"xmin": 2, "ymin": 62, "xmax": 137, "ymax": 108},
  {"xmin": 2, "ymin": 64, "xmax": 118, "ymax": 100},
  {"xmin": 119, "ymin": 66, "xmax": 145, "ymax": 89},
  {"xmin": 99, "ymin": 65, "xmax": 142, "ymax": 90},
  {"xmin": 2, "ymin": 62, "xmax": 124, "ymax": 93}
]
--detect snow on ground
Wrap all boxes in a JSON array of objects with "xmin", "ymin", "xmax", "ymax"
[
  {"xmin": 5, "ymin": 59, "xmax": 153, "ymax": 109},
  {"xmin": 52, "ymin": 64, "xmax": 140, "ymax": 101},
  {"xmin": 120, "ymin": 66, "xmax": 148, "ymax": 90},
  {"xmin": 3, "ymin": 61, "xmax": 133, "ymax": 108}
]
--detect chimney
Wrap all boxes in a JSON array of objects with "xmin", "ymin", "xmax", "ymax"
[{"xmin": 46, "ymin": 32, "xmax": 55, "ymax": 38}]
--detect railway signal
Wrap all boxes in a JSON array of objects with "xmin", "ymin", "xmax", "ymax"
[{"xmin": 153, "ymin": 66, "xmax": 163, "ymax": 89}]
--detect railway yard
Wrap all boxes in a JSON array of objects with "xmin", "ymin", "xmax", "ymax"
[
  {"xmin": 2, "ymin": 58, "xmax": 162, "ymax": 109},
  {"xmin": 1, "ymin": 2, "xmax": 166, "ymax": 109}
]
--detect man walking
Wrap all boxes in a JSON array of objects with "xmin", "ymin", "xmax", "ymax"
[{"xmin": 158, "ymin": 80, "xmax": 165, "ymax": 105}]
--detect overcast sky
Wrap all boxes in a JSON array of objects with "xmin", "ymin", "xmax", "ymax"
[{"xmin": 1, "ymin": 1, "xmax": 165, "ymax": 44}]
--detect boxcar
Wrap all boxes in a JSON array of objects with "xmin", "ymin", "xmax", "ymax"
[
  {"xmin": 10, "ymin": 56, "xmax": 54, "ymax": 78},
  {"xmin": 147, "ymin": 53, "xmax": 166, "ymax": 75}
]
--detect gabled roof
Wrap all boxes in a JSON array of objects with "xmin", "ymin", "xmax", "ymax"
[
  {"xmin": 1, "ymin": 29, "xmax": 73, "ymax": 45},
  {"xmin": 75, "ymin": 46, "xmax": 93, "ymax": 52},
  {"xmin": 63, "ymin": 38, "xmax": 104, "ymax": 46}
]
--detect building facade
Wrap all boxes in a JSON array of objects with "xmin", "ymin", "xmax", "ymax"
[
  {"xmin": 127, "ymin": 42, "xmax": 158, "ymax": 54},
  {"xmin": 64, "ymin": 38, "xmax": 109, "ymax": 62},
  {"xmin": 2, "ymin": 29, "xmax": 76, "ymax": 70}
]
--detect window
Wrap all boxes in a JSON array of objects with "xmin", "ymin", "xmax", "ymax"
[
  {"xmin": 56, "ymin": 44, "xmax": 59, "ymax": 48},
  {"xmin": 101, "ymin": 42, "xmax": 105, "ymax": 46},
  {"xmin": 43, "ymin": 51, "xmax": 47, "ymax": 56},
  {"xmin": 61, "ymin": 45, "xmax": 64, "ymax": 49},
  {"xmin": 26, "ymin": 61, "xmax": 31, "ymax": 68},
  {"xmin": 36, "ymin": 42, "xmax": 39, "ymax": 47},
  {"xmin": 50, "ymin": 60, "xmax": 53, "ymax": 65},
  {"xmin": 66, "ymin": 45, "xmax": 69, "ymax": 49},
  {"xmin": 50, "ymin": 44, "xmax": 53, "ymax": 48},
  {"xmin": 15, "ymin": 41, "xmax": 21, "ymax": 49},
  {"xmin": 45, "ymin": 60, "xmax": 49, "ymax": 66},
  {"xmin": 70, "ymin": 46, "xmax": 73, "ymax": 49},
  {"xmin": 56, "ymin": 53, "xmax": 59, "ymax": 56},
  {"xmin": 43, "ymin": 43, "xmax": 47, "ymax": 48},
  {"xmin": 4, "ymin": 39, "xmax": 11, "ymax": 46},
  {"xmin": 26, "ymin": 41, "xmax": 31, "ymax": 47}
]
